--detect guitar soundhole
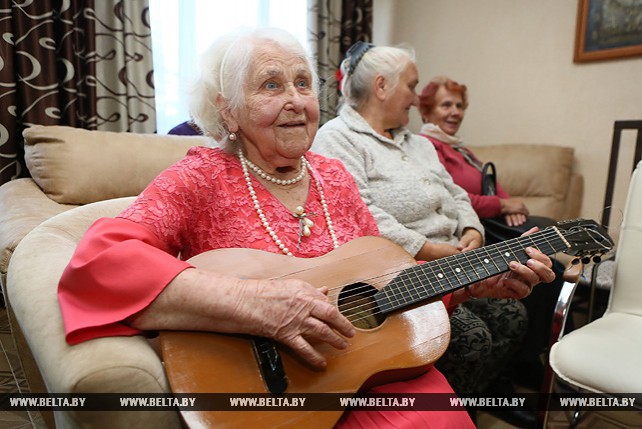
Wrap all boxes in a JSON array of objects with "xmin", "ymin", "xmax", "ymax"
[{"xmin": 338, "ymin": 282, "xmax": 385, "ymax": 330}]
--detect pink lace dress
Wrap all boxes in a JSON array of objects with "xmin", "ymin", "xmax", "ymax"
[{"xmin": 57, "ymin": 147, "xmax": 473, "ymax": 429}]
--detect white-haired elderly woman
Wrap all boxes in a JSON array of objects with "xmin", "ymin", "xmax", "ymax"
[
  {"xmin": 58, "ymin": 30, "xmax": 553, "ymax": 429},
  {"xmin": 313, "ymin": 42, "xmax": 548, "ymax": 425}
]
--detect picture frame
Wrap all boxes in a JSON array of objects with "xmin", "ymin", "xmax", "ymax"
[{"xmin": 574, "ymin": 0, "xmax": 642, "ymax": 63}]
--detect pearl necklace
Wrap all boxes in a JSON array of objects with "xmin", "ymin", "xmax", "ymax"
[
  {"xmin": 238, "ymin": 150, "xmax": 339, "ymax": 256},
  {"xmin": 242, "ymin": 153, "xmax": 306, "ymax": 186}
]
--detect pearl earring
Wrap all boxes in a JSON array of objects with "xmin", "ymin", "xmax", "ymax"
[{"xmin": 229, "ymin": 132, "xmax": 237, "ymax": 141}]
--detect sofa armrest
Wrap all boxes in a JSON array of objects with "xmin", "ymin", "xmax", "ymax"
[
  {"xmin": 0, "ymin": 178, "xmax": 77, "ymax": 286},
  {"xmin": 7, "ymin": 198, "xmax": 181, "ymax": 429}
]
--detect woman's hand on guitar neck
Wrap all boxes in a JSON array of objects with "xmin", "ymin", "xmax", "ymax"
[
  {"xmin": 448, "ymin": 231, "xmax": 556, "ymax": 307},
  {"xmin": 128, "ymin": 268, "xmax": 355, "ymax": 369},
  {"xmin": 466, "ymin": 244, "xmax": 556, "ymax": 300}
]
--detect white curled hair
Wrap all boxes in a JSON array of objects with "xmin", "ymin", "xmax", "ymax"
[
  {"xmin": 189, "ymin": 27, "xmax": 318, "ymax": 147},
  {"xmin": 340, "ymin": 45, "xmax": 416, "ymax": 109}
]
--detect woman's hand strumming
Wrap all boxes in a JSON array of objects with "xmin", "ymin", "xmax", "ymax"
[{"xmin": 227, "ymin": 279, "xmax": 356, "ymax": 369}]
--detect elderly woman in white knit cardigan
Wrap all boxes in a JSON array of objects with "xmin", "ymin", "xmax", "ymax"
[{"xmin": 313, "ymin": 42, "xmax": 540, "ymax": 426}]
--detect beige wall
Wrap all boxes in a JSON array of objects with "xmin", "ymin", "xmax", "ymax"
[{"xmin": 374, "ymin": 0, "xmax": 642, "ymax": 231}]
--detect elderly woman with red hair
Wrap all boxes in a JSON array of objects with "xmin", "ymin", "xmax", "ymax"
[{"xmin": 418, "ymin": 76, "xmax": 529, "ymax": 227}]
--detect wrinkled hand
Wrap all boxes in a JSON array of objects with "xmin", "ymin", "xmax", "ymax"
[
  {"xmin": 458, "ymin": 228, "xmax": 483, "ymax": 251},
  {"xmin": 504, "ymin": 213, "xmax": 527, "ymax": 227},
  {"xmin": 417, "ymin": 241, "xmax": 461, "ymax": 262},
  {"xmin": 467, "ymin": 231, "xmax": 556, "ymax": 299},
  {"xmin": 231, "ymin": 279, "xmax": 355, "ymax": 369},
  {"xmin": 500, "ymin": 198, "xmax": 529, "ymax": 226}
]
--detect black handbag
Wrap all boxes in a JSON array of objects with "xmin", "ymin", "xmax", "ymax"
[
  {"xmin": 479, "ymin": 162, "xmax": 557, "ymax": 244},
  {"xmin": 481, "ymin": 162, "xmax": 497, "ymax": 197}
]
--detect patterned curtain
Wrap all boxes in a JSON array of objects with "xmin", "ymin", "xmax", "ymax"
[
  {"xmin": 308, "ymin": 0, "xmax": 372, "ymax": 126},
  {"xmin": 0, "ymin": 0, "xmax": 155, "ymax": 186}
]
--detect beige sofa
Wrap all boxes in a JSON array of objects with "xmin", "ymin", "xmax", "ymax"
[
  {"xmin": 1, "ymin": 125, "xmax": 209, "ymax": 428},
  {"xmin": 0, "ymin": 126, "xmax": 582, "ymax": 428}
]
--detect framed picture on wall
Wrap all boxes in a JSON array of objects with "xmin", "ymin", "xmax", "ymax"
[{"xmin": 574, "ymin": 0, "xmax": 642, "ymax": 62}]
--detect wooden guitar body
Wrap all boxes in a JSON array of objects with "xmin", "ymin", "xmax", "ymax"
[
  {"xmin": 159, "ymin": 219, "xmax": 613, "ymax": 428},
  {"xmin": 160, "ymin": 236, "xmax": 451, "ymax": 429}
]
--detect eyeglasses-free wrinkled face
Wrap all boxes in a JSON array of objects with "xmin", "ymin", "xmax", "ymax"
[
  {"xmin": 424, "ymin": 86, "xmax": 466, "ymax": 137},
  {"xmin": 234, "ymin": 42, "xmax": 320, "ymax": 164},
  {"xmin": 382, "ymin": 61, "xmax": 419, "ymax": 131}
]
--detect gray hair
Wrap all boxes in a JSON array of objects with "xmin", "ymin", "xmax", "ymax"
[
  {"xmin": 189, "ymin": 27, "xmax": 317, "ymax": 145},
  {"xmin": 340, "ymin": 45, "xmax": 416, "ymax": 109}
]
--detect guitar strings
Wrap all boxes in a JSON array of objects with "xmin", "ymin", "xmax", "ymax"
[
  {"xmin": 328, "ymin": 226, "xmax": 611, "ymax": 327},
  {"xmin": 318, "ymin": 229, "xmax": 574, "ymax": 326},
  {"xmin": 321, "ymin": 228, "xmax": 564, "ymax": 299}
]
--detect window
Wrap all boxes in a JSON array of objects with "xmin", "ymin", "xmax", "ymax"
[{"xmin": 149, "ymin": 0, "xmax": 308, "ymax": 134}]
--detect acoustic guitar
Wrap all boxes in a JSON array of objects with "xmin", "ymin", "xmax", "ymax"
[{"xmin": 160, "ymin": 219, "xmax": 612, "ymax": 429}]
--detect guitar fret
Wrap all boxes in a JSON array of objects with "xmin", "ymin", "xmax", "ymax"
[
  {"xmin": 384, "ymin": 270, "xmax": 421, "ymax": 311},
  {"xmin": 433, "ymin": 258, "xmax": 459, "ymax": 291},
  {"xmin": 495, "ymin": 241, "xmax": 516, "ymax": 269},
  {"xmin": 414, "ymin": 268, "xmax": 439, "ymax": 299},
  {"xmin": 443, "ymin": 255, "xmax": 473, "ymax": 286},
  {"xmin": 460, "ymin": 251, "xmax": 490, "ymax": 280},
  {"xmin": 388, "ymin": 267, "xmax": 438, "ymax": 308},
  {"xmin": 379, "ymin": 284, "xmax": 401, "ymax": 313},
  {"xmin": 392, "ymin": 273, "xmax": 412, "ymax": 305},
  {"xmin": 537, "ymin": 232, "xmax": 558, "ymax": 256},
  {"xmin": 374, "ymin": 227, "xmax": 577, "ymax": 314},
  {"xmin": 478, "ymin": 245, "xmax": 503, "ymax": 275},
  {"xmin": 397, "ymin": 272, "xmax": 421, "ymax": 304},
  {"xmin": 501, "ymin": 239, "xmax": 522, "ymax": 265},
  {"xmin": 475, "ymin": 250, "xmax": 496, "ymax": 277},
  {"xmin": 423, "ymin": 262, "xmax": 450, "ymax": 297}
]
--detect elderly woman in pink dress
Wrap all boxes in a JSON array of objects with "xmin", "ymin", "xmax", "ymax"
[{"xmin": 57, "ymin": 30, "xmax": 554, "ymax": 429}]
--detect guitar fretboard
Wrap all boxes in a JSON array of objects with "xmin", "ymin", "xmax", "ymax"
[{"xmin": 374, "ymin": 227, "xmax": 568, "ymax": 314}]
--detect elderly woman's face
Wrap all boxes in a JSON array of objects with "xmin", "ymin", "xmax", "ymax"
[
  {"xmin": 383, "ymin": 61, "xmax": 419, "ymax": 130},
  {"xmin": 424, "ymin": 86, "xmax": 465, "ymax": 136},
  {"xmin": 235, "ymin": 43, "xmax": 319, "ymax": 164}
]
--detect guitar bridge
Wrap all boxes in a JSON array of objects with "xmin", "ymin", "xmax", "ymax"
[{"xmin": 251, "ymin": 337, "xmax": 288, "ymax": 394}]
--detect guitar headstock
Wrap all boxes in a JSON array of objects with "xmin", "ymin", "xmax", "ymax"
[{"xmin": 554, "ymin": 219, "xmax": 614, "ymax": 264}]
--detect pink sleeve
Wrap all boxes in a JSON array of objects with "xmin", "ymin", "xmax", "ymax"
[
  {"xmin": 495, "ymin": 181, "xmax": 511, "ymax": 199},
  {"xmin": 58, "ymin": 217, "xmax": 192, "ymax": 344},
  {"xmin": 468, "ymin": 180, "xmax": 511, "ymax": 218}
]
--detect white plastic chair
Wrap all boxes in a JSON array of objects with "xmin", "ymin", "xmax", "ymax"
[{"xmin": 545, "ymin": 161, "xmax": 642, "ymax": 426}]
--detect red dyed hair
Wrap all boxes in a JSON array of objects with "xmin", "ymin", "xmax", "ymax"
[{"xmin": 418, "ymin": 76, "xmax": 469, "ymax": 120}]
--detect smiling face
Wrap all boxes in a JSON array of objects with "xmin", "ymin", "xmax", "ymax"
[
  {"xmin": 382, "ymin": 61, "xmax": 419, "ymax": 130},
  {"xmin": 422, "ymin": 86, "xmax": 466, "ymax": 136},
  {"xmin": 231, "ymin": 42, "xmax": 319, "ymax": 168}
]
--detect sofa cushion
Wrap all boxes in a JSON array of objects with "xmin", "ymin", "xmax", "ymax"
[
  {"xmin": 470, "ymin": 144, "xmax": 575, "ymax": 219},
  {"xmin": 23, "ymin": 125, "xmax": 210, "ymax": 205}
]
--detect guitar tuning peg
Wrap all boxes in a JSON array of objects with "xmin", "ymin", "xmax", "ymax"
[
  {"xmin": 571, "ymin": 258, "xmax": 581, "ymax": 265},
  {"xmin": 592, "ymin": 255, "xmax": 602, "ymax": 264},
  {"xmin": 582, "ymin": 257, "xmax": 591, "ymax": 264}
]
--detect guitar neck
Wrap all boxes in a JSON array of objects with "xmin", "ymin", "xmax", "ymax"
[{"xmin": 374, "ymin": 227, "xmax": 569, "ymax": 313}]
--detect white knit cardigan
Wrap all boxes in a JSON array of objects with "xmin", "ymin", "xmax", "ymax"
[{"xmin": 312, "ymin": 105, "xmax": 484, "ymax": 257}]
